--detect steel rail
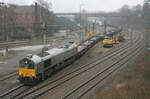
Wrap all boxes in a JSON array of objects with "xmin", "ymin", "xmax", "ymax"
[
  {"xmin": 0, "ymin": 32, "xmax": 126, "ymax": 99},
  {"xmin": 0, "ymin": 71, "xmax": 17, "ymax": 81},
  {"xmin": 0, "ymin": 84, "xmax": 32, "ymax": 99},
  {"xmin": 76, "ymin": 45, "xmax": 144, "ymax": 99},
  {"xmin": 62, "ymin": 43, "xmax": 144, "ymax": 99},
  {"xmin": 0, "ymin": 35, "xmax": 141, "ymax": 99},
  {"xmin": 9, "ymin": 86, "xmax": 32, "ymax": 99},
  {"xmin": 22, "ymin": 36, "xmax": 143, "ymax": 99},
  {"xmin": 0, "ymin": 84, "xmax": 24, "ymax": 98},
  {"xmin": 16, "ymin": 42, "xmax": 132, "ymax": 99},
  {"xmin": 0, "ymin": 29, "xmax": 123, "ymax": 99}
]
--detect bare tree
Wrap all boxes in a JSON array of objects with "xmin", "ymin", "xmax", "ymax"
[
  {"xmin": 36, "ymin": 0, "xmax": 52, "ymax": 10},
  {"xmin": 107, "ymin": 4, "xmax": 143, "ymax": 31},
  {"xmin": 0, "ymin": 4, "xmax": 16, "ymax": 41},
  {"xmin": 36, "ymin": 0, "xmax": 56, "ymax": 37}
]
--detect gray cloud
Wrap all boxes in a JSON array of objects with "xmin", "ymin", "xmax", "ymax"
[{"xmin": 4, "ymin": 0, "xmax": 143, "ymax": 12}]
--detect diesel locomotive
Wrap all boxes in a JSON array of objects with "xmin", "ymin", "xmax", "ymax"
[
  {"xmin": 18, "ymin": 42, "xmax": 78, "ymax": 85},
  {"xmin": 103, "ymin": 36, "xmax": 113, "ymax": 48}
]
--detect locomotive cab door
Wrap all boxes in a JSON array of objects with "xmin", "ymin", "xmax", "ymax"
[
  {"xmin": 36, "ymin": 61, "xmax": 44, "ymax": 80},
  {"xmin": 40, "ymin": 59, "xmax": 52, "ymax": 80},
  {"xmin": 37, "ymin": 62, "xmax": 44, "ymax": 73}
]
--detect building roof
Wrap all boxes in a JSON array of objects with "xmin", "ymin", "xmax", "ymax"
[{"xmin": 10, "ymin": 5, "xmax": 35, "ymax": 14}]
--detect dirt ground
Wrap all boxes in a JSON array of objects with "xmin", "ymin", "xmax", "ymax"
[{"xmin": 94, "ymin": 50, "xmax": 150, "ymax": 99}]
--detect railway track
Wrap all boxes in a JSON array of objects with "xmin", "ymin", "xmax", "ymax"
[
  {"xmin": 0, "ymin": 71, "xmax": 17, "ymax": 81},
  {"xmin": 62, "ymin": 43, "xmax": 144, "ymax": 99},
  {"xmin": 34, "ymin": 37, "xmax": 144, "ymax": 99},
  {"xmin": 0, "ymin": 34, "xmax": 133, "ymax": 82},
  {"xmin": 9, "ymin": 36, "xmax": 143, "ymax": 99},
  {"xmin": 0, "ymin": 41, "xmax": 31, "ymax": 49},
  {"xmin": 0, "ymin": 84, "xmax": 28, "ymax": 99},
  {"xmin": 0, "ymin": 34, "xmax": 76, "ymax": 50},
  {"xmin": 0, "ymin": 40, "xmax": 129, "ymax": 99},
  {"xmin": 0, "ymin": 33, "xmax": 142, "ymax": 99}
]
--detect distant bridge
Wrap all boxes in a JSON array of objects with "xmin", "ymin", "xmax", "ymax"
[
  {"xmin": 55, "ymin": 12, "xmax": 80, "ymax": 16},
  {"xmin": 55, "ymin": 12, "xmax": 123, "ymax": 17}
]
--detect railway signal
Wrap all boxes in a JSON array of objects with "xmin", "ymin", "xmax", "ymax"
[
  {"xmin": 87, "ymin": 30, "xmax": 93, "ymax": 37},
  {"xmin": 40, "ymin": 23, "xmax": 47, "ymax": 31}
]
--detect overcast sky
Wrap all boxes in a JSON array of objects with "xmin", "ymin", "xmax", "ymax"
[{"xmin": 2, "ymin": 0, "xmax": 143, "ymax": 12}]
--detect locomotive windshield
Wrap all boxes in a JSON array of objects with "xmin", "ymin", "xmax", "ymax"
[{"xmin": 19, "ymin": 58, "xmax": 34, "ymax": 69}]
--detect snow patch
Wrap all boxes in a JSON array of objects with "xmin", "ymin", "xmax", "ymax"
[
  {"xmin": 0, "ymin": 61, "xmax": 7, "ymax": 64},
  {"xmin": 0, "ymin": 44, "xmax": 50, "ymax": 54}
]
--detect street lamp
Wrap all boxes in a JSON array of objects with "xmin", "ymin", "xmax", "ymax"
[{"xmin": 80, "ymin": 4, "xmax": 84, "ymax": 26}]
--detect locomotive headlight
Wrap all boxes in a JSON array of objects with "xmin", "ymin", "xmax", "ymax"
[
  {"xmin": 32, "ymin": 73, "xmax": 36, "ymax": 77},
  {"xmin": 30, "ymin": 72, "xmax": 36, "ymax": 77},
  {"xmin": 19, "ymin": 73, "xmax": 23, "ymax": 77},
  {"xmin": 19, "ymin": 72, "xmax": 22, "ymax": 76}
]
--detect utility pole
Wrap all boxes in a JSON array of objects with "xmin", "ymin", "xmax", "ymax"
[
  {"xmin": 80, "ymin": 4, "xmax": 84, "ymax": 42},
  {"xmin": 104, "ymin": 20, "xmax": 107, "ymax": 36},
  {"xmin": 93, "ymin": 20, "xmax": 96, "ymax": 35},
  {"xmin": 34, "ymin": 2, "xmax": 39, "ymax": 39},
  {"xmin": 93, "ymin": 22, "xmax": 95, "ymax": 35},
  {"xmin": 85, "ymin": 24, "xmax": 88, "ymax": 38},
  {"xmin": 5, "ymin": 5, "xmax": 8, "ymax": 56},
  {"xmin": 67, "ymin": 25, "xmax": 70, "ymax": 39},
  {"xmin": 89, "ymin": 23, "xmax": 91, "ymax": 33},
  {"xmin": 41, "ymin": 23, "xmax": 47, "ymax": 45},
  {"xmin": 43, "ymin": 31, "xmax": 46, "ymax": 45}
]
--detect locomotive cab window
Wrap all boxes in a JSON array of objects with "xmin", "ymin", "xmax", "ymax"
[{"xmin": 19, "ymin": 58, "xmax": 34, "ymax": 69}]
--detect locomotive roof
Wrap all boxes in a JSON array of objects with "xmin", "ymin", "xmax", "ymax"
[
  {"xmin": 90, "ymin": 37, "xmax": 97, "ymax": 40},
  {"xmin": 25, "ymin": 43, "xmax": 77, "ymax": 64},
  {"xmin": 45, "ymin": 43, "xmax": 77, "ymax": 57},
  {"xmin": 83, "ymin": 41, "xmax": 93, "ymax": 45},
  {"xmin": 27, "ymin": 55, "xmax": 42, "ymax": 64}
]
